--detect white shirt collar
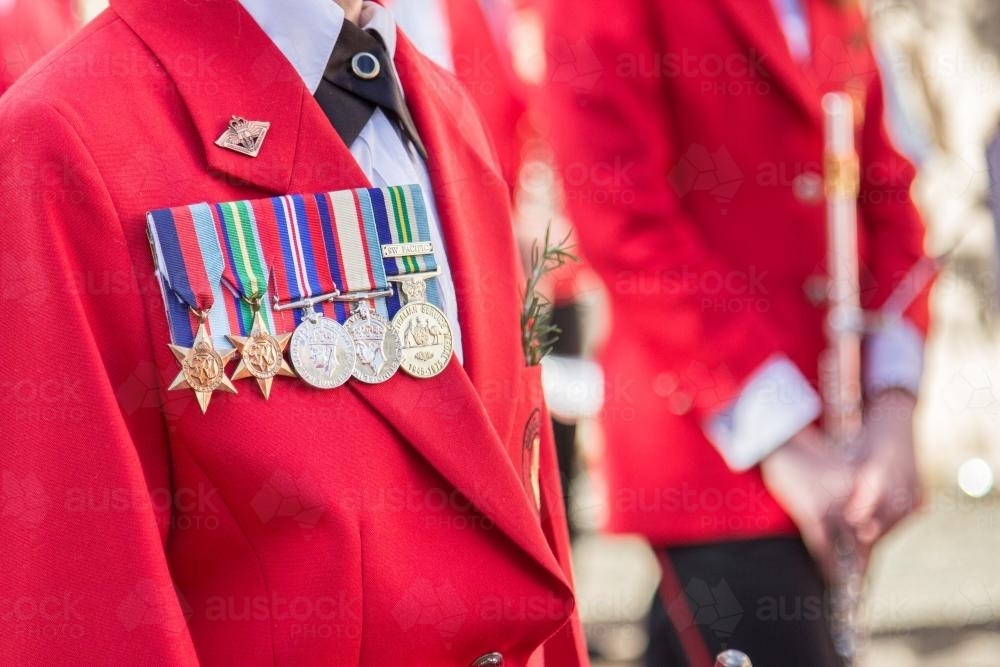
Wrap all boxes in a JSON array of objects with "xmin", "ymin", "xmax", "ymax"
[{"xmin": 238, "ymin": 0, "xmax": 399, "ymax": 93}]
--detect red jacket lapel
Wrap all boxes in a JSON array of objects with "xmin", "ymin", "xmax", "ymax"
[
  {"xmin": 713, "ymin": 0, "xmax": 823, "ymax": 120},
  {"xmin": 112, "ymin": 0, "xmax": 365, "ymax": 194},
  {"xmin": 394, "ymin": 35, "xmax": 526, "ymax": 446},
  {"xmin": 111, "ymin": 0, "xmax": 566, "ymax": 591},
  {"xmin": 388, "ymin": 34, "xmax": 568, "ymax": 585},
  {"xmin": 803, "ymin": 0, "xmax": 877, "ymax": 105}
]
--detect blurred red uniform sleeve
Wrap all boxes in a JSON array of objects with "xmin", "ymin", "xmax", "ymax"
[
  {"xmin": 0, "ymin": 101, "xmax": 199, "ymax": 664},
  {"xmin": 858, "ymin": 70, "xmax": 930, "ymax": 335},
  {"xmin": 0, "ymin": 0, "xmax": 78, "ymax": 94},
  {"xmin": 539, "ymin": 0, "xmax": 794, "ymax": 418}
]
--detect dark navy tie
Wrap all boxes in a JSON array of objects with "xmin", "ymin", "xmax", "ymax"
[{"xmin": 314, "ymin": 20, "xmax": 428, "ymax": 159}]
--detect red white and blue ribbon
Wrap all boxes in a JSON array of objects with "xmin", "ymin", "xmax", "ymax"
[
  {"xmin": 258, "ymin": 191, "xmax": 390, "ymax": 323},
  {"xmin": 147, "ymin": 203, "xmax": 230, "ymax": 349}
]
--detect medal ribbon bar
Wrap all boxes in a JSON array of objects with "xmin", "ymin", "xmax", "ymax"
[
  {"xmin": 369, "ymin": 184, "xmax": 444, "ymax": 315},
  {"xmin": 215, "ymin": 200, "xmax": 276, "ymax": 336},
  {"xmin": 147, "ymin": 203, "xmax": 238, "ymax": 412},
  {"xmin": 368, "ymin": 185, "xmax": 453, "ymax": 379},
  {"xmin": 327, "ymin": 189, "xmax": 393, "ymax": 314},
  {"xmin": 256, "ymin": 193, "xmax": 350, "ymax": 326},
  {"xmin": 214, "ymin": 199, "xmax": 294, "ymax": 399},
  {"xmin": 148, "ymin": 203, "xmax": 230, "ymax": 348}
]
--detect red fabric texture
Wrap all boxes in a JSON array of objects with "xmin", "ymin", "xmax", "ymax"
[
  {"xmin": 0, "ymin": 0, "xmax": 586, "ymax": 664},
  {"xmin": 540, "ymin": 0, "xmax": 930, "ymax": 545}
]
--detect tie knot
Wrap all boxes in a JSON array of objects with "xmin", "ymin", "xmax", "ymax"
[
  {"xmin": 327, "ymin": 19, "xmax": 390, "ymax": 82},
  {"xmin": 315, "ymin": 19, "xmax": 428, "ymax": 159}
]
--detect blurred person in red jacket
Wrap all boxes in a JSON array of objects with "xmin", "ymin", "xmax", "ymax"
[
  {"xmin": 541, "ymin": 0, "xmax": 930, "ymax": 664},
  {"xmin": 0, "ymin": 0, "xmax": 78, "ymax": 94}
]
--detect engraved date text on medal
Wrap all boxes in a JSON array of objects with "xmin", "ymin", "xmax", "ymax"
[
  {"xmin": 391, "ymin": 278, "xmax": 453, "ymax": 379},
  {"xmin": 289, "ymin": 314, "xmax": 356, "ymax": 390},
  {"xmin": 394, "ymin": 303, "xmax": 453, "ymax": 378},
  {"xmin": 344, "ymin": 301, "xmax": 402, "ymax": 384}
]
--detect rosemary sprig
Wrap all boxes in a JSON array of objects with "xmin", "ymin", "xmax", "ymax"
[{"xmin": 521, "ymin": 225, "xmax": 577, "ymax": 366}]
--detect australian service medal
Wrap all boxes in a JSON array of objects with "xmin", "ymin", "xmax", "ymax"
[{"xmin": 392, "ymin": 278, "xmax": 453, "ymax": 378}]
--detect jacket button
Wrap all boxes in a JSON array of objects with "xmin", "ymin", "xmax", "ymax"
[
  {"xmin": 792, "ymin": 171, "xmax": 824, "ymax": 204},
  {"xmin": 470, "ymin": 653, "xmax": 504, "ymax": 667}
]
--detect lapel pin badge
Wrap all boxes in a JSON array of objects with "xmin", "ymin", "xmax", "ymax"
[{"xmin": 215, "ymin": 116, "xmax": 270, "ymax": 158}]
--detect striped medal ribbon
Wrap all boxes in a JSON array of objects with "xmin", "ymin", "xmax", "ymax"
[
  {"xmin": 214, "ymin": 201, "xmax": 295, "ymax": 399},
  {"xmin": 147, "ymin": 205, "xmax": 238, "ymax": 413},
  {"xmin": 330, "ymin": 189, "xmax": 403, "ymax": 384},
  {"xmin": 371, "ymin": 185, "xmax": 453, "ymax": 379},
  {"xmin": 260, "ymin": 191, "xmax": 400, "ymax": 386},
  {"xmin": 256, "ymin": 193, "xmax": 356, "ymax": 389}
]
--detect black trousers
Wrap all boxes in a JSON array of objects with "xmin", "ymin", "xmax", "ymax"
[
  {"xmin": 551, "ymin": 303, "xmax": 581, "ymax": 540},
  {"xmin": 646, "ymin": 537, "xmax": 845, "ymax": 667}
]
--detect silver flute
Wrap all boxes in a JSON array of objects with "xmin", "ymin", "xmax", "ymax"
[{"xmin": 820, "ymin": 91, "xmax": 866, "ymax": 666}]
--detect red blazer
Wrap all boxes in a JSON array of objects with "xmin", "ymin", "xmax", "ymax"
[
  {"xmin": 0, "ymin": 0, "xmax": 586, "ymax": 664},
  {"xmin": 541, "ymin": 0, "xmax": 930, "ymax": 545}
]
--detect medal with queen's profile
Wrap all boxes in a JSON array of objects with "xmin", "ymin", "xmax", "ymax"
[
  {"xmin": 392, "ymin": 278, "xmax": 453, "ymax": 379},
  {"xmin": 344, "ymin": 300, "xmax": 402, "ymax": 384}
]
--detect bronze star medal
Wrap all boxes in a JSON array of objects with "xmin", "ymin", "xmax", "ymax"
[
  {"xmin": 227, "ymin": 308, "xmax": 295, "ymax": 399},
  {"xmin": 169, "ymin": 319, "xmax": 238, "ymax": 414}
]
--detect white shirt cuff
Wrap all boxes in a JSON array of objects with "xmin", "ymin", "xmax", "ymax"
[
  {"xmin": 865, "ymin": 317, "xmax": 924, "ymax": 396},
  {"xmin": 705, "ymin": 355, "xmax": 822, "ymax": 472}
]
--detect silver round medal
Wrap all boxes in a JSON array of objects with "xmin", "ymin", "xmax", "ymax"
[
  {"xmin": 393, "ymin": 302, "xmax": 453, "ymax": 378},
  {"xmin": 289, "ymin": 316, "xmax": 356, "ymax": 389},
  {"xmin": 344, "ymin": 304, "xmax": 402, "ymax": 383}
]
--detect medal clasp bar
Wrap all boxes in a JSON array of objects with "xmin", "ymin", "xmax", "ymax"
[
  {"xmin": 387, "ymin": 269, "xmax": 441, "ymax": 284},
  {"xmin": 272, "ymin": 289, "xmax": 343, "ymax": 313},
  {"xmin": 329, "ymin": 287, "xmax": 395, "ymax": 303},
  {"xmin": 381, "ymin": 241, "xmax": 434, "ymax": 259}
]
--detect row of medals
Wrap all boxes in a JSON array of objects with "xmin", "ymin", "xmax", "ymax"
[{"xmin": 173, "ymin": 277, "xmax": 454, "ymax": 404}]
